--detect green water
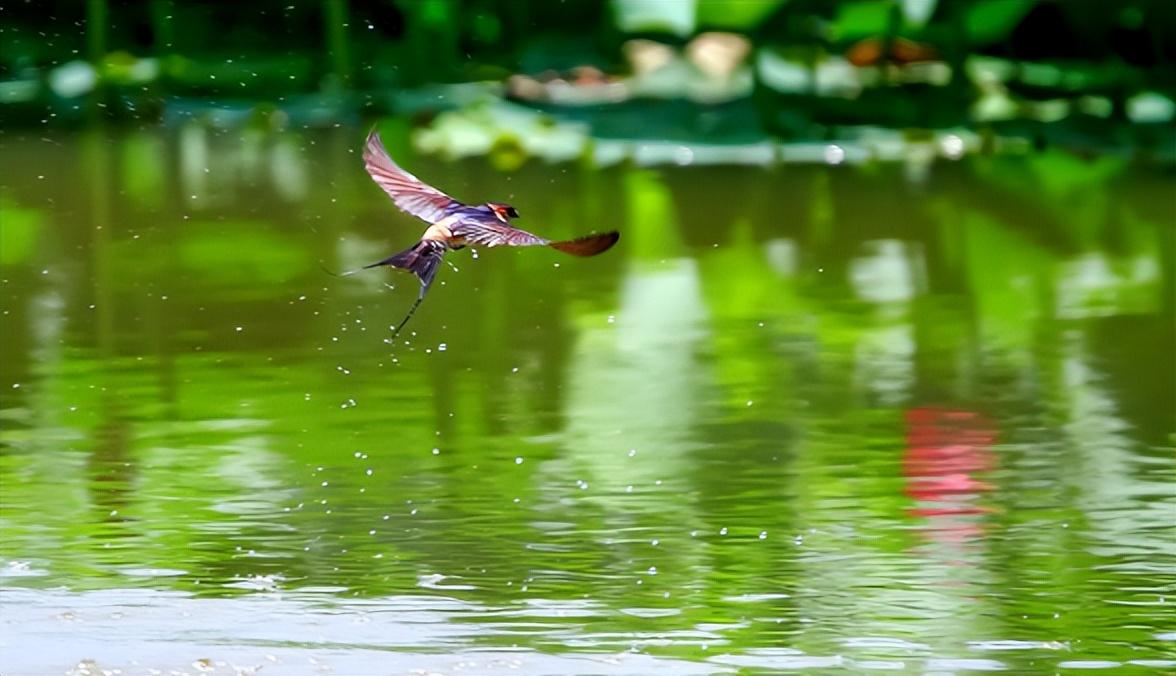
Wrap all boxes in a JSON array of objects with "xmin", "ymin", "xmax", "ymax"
[{"xmin": 1, "ymin": 128, "xmax": 1174, "ymax": 675}]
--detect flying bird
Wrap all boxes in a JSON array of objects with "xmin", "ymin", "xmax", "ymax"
[{"xmin": 341, "ymin": 129, "xmax": 620, "ymax": 337}]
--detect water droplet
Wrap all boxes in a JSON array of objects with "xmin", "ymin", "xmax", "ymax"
[{"xmin": 515, "ymin": 456, "xmax": 524, "ymax": 465}]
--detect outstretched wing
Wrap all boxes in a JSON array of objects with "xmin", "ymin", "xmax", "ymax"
[
  {"xmin": 363, "ymin": 130, "xmax": 460, "ymax": 224},
  {"xmin": 456, "ymin": 224, "xmax": 620, "ymax": 257},
  {"xmin": 548, "ymin": 231, "xmax": 620, "ymax": 256},
  {"xmin": 455, "ymin": 222, "xmax": 549, "ymax": 248}
]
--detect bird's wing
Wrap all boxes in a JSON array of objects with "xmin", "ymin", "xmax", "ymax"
[
  {"xmin": 455, "ymin": 222, "xmax": 549, "ymax": 248},
  {"xmin": 547, "ymin": 231, "xmax": 620, "ymax": 256},
  {"xmin": 363, "ymin": 130, "xmax": 460, "ymax": 224},
  {"xmin": 456, "ymin": 224, "xmax": 620, "ymax": 257}
]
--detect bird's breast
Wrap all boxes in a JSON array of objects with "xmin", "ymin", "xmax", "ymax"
[{"xmin": 422, "ymin": 214, "xmax": 460, "ymax": 243}]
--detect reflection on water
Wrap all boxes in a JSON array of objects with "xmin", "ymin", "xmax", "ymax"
[{"xmin": 0, "ymin": 127, "xmax": 1174, "ymax": 674}]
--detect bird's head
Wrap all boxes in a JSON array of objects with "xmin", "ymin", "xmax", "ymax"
[{"xmin": 487, "ymin": 202, "xmax": 520, "ymax": 222}]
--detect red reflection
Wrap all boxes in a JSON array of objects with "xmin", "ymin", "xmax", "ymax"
[{"xmin": 902, "ymin": 407, "xmax": 997, "ymax": 531}]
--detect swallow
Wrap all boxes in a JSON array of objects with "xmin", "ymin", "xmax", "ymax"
[{"xmin": 342, "ymin": 129, "xmax": 620, "ymax": 337}]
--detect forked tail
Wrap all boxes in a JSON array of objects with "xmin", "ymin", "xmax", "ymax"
[
  {"xmin": 359, "ymin": 239, "xmax": 447, "ymax": 338},
  {"xmin": 364, "ymin": 239, "xmax": 446, "ymax": 298}
]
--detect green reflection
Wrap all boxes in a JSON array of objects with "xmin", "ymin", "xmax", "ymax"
[
  {"xmin": 0, "ymin": 129, "xmax": 1173, "ymax": 672},
  {"xmin": 0, "ymin": 197, "xmax": 43, "ymax": 266}
]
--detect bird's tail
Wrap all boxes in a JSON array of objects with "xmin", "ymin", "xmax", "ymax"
[
  {"xmin": 360, "ymin": 240, "xmax": 448, "ymax": 338},
  {"xmin": 547, "ymin": 231, "xmax": 620, "ymax": 257},
  {"xmin": 363, "ymin": 239, "xmax": 447, "ymax": 299}
]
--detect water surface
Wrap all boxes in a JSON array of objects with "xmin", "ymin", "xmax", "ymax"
[{"xmin": 1, "ymin": 128, "xmax": 1174, "ymax": 674}]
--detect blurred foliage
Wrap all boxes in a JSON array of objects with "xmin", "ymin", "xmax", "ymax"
[
  {"xmin": 963, "ymin": 1, "xmax": 1034, "ymax": 46},
  {"xmin": 0, "ymin": 0, "xmax": 1173, "ymax": 159}
]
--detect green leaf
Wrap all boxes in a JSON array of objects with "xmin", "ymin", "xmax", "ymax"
[
  {"xmin": 831, "ymin": 1, "xmax": 895, "ymax": 44},
  {"xmin": 966, "ymin": 0, "xmax": 1035, "ymax": 46},
  {"xmin": 696, "ymin": 0, "xmax": 788, "ymax": 30}
]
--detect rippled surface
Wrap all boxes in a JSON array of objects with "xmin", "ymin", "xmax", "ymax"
[{"xmin": 1, "ymin": 128, "xmax": 1174, "ymax": 675}]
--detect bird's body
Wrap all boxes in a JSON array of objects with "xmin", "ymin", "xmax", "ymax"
[{"xmin": 350, "ymin": 129, "xmax": 619, "ymax": 335}]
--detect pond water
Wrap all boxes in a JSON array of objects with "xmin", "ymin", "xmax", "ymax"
[{"xmin": 1, "ymin": 127, "xmax": 1174, "ymax": 675}]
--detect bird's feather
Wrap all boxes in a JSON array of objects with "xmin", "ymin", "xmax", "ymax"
[
  {"xmin": 453, "ymin": 222, "xmax": 549, "ymax": 248},
  {"xmin": 547, "ymin": 231, "xmax": 620, "ymax": 257},
  {"xmin": 363, "ymin": 130, "xmax": 459, "ymax": 224},
  {"xmin": 455, "ymin": 224, "xmax": 619, "ymax": 256}
]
